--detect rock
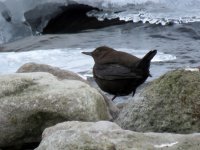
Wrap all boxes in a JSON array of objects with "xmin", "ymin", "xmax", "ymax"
[
  {"xmin": 17, "ymin": 63, "xmax": 120, "ymax": 120},
  {"xmin": 97, "ymin": 91, "xmax": 119, "ymax": 120},
  {"xmin": 0, "ymin": 72, "xmax": 111, "ymax": 148},
  {"xmin": 116, "ymin": 102, "xmax": 128, "ymax": 110},
  {"xmin": 16, "ymin": 62, "xmax": 86, "ymax": 83},
  {"xmin": 115, "ymin": 69, "xmax": 200, "ymax": 133},
  {"xmin": 36, "ymin": 121, "xmax": 200, "ymax": 150}
]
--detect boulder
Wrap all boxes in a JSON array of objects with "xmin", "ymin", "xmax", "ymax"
[
  {"xmin": 16, "ymin": 62, "xmax": 86, "ymax": 83},
  {"xmin": 0, "ymin": 72, "xmax": 111, "ymax": 148},
  {"xmin": 36, "ymin": 121, "xmax": 200, "ymax": 150},
  {"xmin": 115, "ymin": 69, "xmax": 200, "ymax": 133},
  {"xmin": 17, "ymin": 62, "xmax": 120, "ymax": 120}
]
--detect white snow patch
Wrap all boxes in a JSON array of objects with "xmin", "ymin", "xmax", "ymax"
[
  {"xmin": 154, "ymin": 141, "xmax": 178, "ymax": 148},
  {"xmin": 184, "ymin": 68, "xmax": 199, "ymax": 72}
]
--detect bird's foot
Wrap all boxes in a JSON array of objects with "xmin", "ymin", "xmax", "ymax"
[{"xmin": 132, "ymin": 90, "xmax": 136, "ymax": 97}]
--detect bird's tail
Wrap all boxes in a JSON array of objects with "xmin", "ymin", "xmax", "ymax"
[{"xmin": 137, "ymin": 50, "xmax": 157, "ymax": 70}]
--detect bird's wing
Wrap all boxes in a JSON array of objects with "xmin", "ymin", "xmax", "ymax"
[{"xmin": 94, "ymin": 64, "xmax": 142, "ymax": 80}]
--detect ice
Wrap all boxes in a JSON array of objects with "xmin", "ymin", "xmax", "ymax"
[
  {"xmin": 0, "ymin": 1, "xmax": 33, "ymax": 44},
  {"xmin": 1, "ymin": 0, "xmax": 200, "ymax": 24},
  {"xmin": 0, "ymin": 1, "xmax": 11, "ymax": 22},
  {"xmin": 24, "ymin": 2, "xmax": 67, "ymax": 33},
  {"xmin": 83, "ymin": 0, "xmax": 200, "ymax": 25},
  {"xmin": 1, "ymin": 0, "xmax": 200, "ymax": 44},
  {"xmin": 0, "ymin": 0, "xmax": 67, "ymax": 43}
]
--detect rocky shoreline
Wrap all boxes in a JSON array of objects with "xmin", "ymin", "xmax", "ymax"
[{"xmin": 0, "ymin": 63, "xmax": 200, "ymax": 150}]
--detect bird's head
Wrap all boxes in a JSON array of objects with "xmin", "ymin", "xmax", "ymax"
[{"xmin": 82, "ymin": 46, "xmax": 114, "ymax": 63}]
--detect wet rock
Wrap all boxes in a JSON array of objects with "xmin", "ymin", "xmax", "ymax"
[
  {"xmin": 0, "ymin": 72, "xmax": 111, "ymax": 148},
  {"xmin": 116, "ymin": 69, "xmax": 200, "ymax": 133},
  {"xmin": 36, "ymin": 121, "xmax": 200, "ymax": 150}
]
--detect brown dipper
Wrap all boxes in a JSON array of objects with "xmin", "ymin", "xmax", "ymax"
[{"xmin": 82, "ymin": 46, "xmax": 157, "ymax": 100}]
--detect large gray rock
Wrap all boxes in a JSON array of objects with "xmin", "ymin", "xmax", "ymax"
[
  {"xmin": 0, "ymin": 72, "xmax": 111, "ymax": 148},
  {"xmin": 116, "ymin": 69, "xmax": 200, "ymax": 133},
  {"xmin": 16, "ymin": 62, "xmax": 120, "ymax": 120},
  {"xmin": 36, "ymin": 121, "xmax": 200, "ymax": 150}
]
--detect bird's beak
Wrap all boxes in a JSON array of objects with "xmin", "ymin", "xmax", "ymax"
[{"xmin": 82, "ymin": 51, "xmax": 92, "ymax": 56}]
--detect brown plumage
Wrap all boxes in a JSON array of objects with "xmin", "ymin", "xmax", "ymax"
[{"xmin": 82, "ymin": 46, "xmax": 157, "ymax": 100}]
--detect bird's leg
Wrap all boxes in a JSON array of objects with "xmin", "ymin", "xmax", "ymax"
[
  {"xmin": 112, "ymin": 95, "xmax": 117, "ymax": 101},
  {"xmin": 132, "ymin": 90, "xmax": 136, "ymax": 97}
]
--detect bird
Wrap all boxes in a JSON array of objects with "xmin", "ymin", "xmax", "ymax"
[{"xmin": 82, "ymin": 46, "xmax": 157, "ymax": 100}]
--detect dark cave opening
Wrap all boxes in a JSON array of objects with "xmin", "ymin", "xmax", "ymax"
[{"xmin": 42, "ymin": 4, "xmax": 127, "ymax": 34}]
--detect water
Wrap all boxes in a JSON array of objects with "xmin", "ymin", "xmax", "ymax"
[{"xmin": 0, "ymin": 47, "xmax": 176, "ymax": 78}]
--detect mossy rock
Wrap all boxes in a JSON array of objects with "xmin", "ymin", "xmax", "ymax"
[{"xmin": 116, "ymin": 69, "xmax": 200, "ymax": 133}]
